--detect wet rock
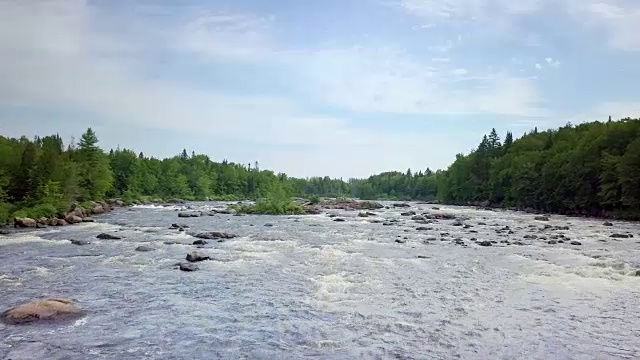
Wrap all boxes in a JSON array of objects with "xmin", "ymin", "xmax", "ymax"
[
  {"xmin": 358, "ymin": 212, "xmax": 369, "ymax": 218},
  {"xmin": 547, "ymin": 240, "xmax": 558, "ymax": 245},
  {"xmin": 179, "ymin": 263, "xmax": 197, "ymax": 272},
  {"xmin": 425, "ymin": 237, "xmax": 437, "ymax": 242},
  {"xmin": 333, "ymin": 218, "xmax": 346, "ymax": 222},
  {"xmin": 328, "ymin": 214, "xmax": 338, "ymax": 218},
  {"xmin": 513, "ymin": 241, "xmax": 525, "ymax": 246},
  {"xmin": 570, "ymin": 241, "xmax": 582, "ymax": 246},
  {"xmin": 395, "ymin": 239, "xmax": 406, "ymax": 244},
  {"xmin": 603, "ymin": 221, "xmax": 614, "ymax": 227},
  {"xmin": 65, "ymin": 215, "xmax": 83, "ymax": 224},
  {"xmin": 556, "ymin": 226, "xmax": 570, "ymax": 231},
  {"xmin": 507, "ymin": 231, "xmax": 515, "ymax": 235},
  {"xmin": 463, "ymin": 224, "xmax": 472, "ymax": 229},
  {"xmin": 135, "ymin": 245, "xmax": 155, "ymax": 252},
  {"xmin": 440, "ymin": 232, "xmax": 450, "ymax": 237},
  {"xmin": 1, "ymin": 298, "xmax": 85, "ymax": 325},
  {"xmin": 192, "ymin": 232, "xmax": 237, "ymax": 240},
  {"xmin": 500, "ymin": 240, "xmax": 510, "ymax": 244},
  {"xmin": 478, "ymin": 241, "xmax": 492, "ymax": 247},
  {"xmin": 417, "ymin": 255, "xmax": 430, "ymax": 259},
  {"xmin": 524, "ymin": 235, "xmax": 537, "ymax": 239},
  {"xmin": 35, "ymin": 223, "xmax": 47, "ymax": 228},
  {"xmin": 454, "ymin": 238, "xmax": 465, "ymax": 245},
  {"xmin": 70, "ymin": 239, "xmax": 91, "ymax": 246},
  {"xmin": 170, "ymin": 223, "xmax": 189, "ymax": 229},
  {"xmin": 186, "ymin": 251, "xmax": 211, "ymax": 262},
  {"xmin": 401, "ymin": 211, "xmax": 417, "ymax": 216},
  {"xmin": 264, "ymin": 223, "xmax": 274, "ymax": 227},
  {"xmin": 393, "ymin": 203, "xmax": 411, "ymax": 208},
  {"xmin": 96, "ymin": 233, "xmax": 122, "ymax": 240},
  {"xmin": 82, "ymin": 217, "xmax": 95, "ymax": 223},
  {"xmin": 366, "ymin": 212, "xmax": 377, "ymax": 216},
  {"xmin": 178, "ymin": 212, "xmax": 201, "ymax": 218},
  {"xmin": 416, "ymin": 227, "xmax": 432, "ymax": 231},
  {"xmin": 431, "ymin": 207, "xmax": 440, "ymax": 210},
  {"xmin": 469, "ymin": 230, "xmax": 478, "ymax": 233},
  {"xmin": 382, "ymin": 222, "xmax": 395, "ymax": 226},
  {"xmin": 557, "ymin": 240, "xmax": 565, "ymax": 244},
  {"xmin": 14, "ymin": 217, "xmax": 37, "ymax": 228},
  {"xmin": 634, "ymin": 270, "xmax": 640, "ymax": 277},
  {"xmin": 478, "ymin": 222, "xmax": 487, "ymax": 226},
  {"xmin": 369, "ymin": 220, "xmax": 383, "ymax": 224},
  {"xmin": 192, "ymin": 240, "xmax": 208, "ymax": 246},
  {"xmin": 167, "ymin": 198, "xmax": 186, "ymax": 204},
  {"xmin": 610, "ymin": 234, "xmax": 630, "ymax": 239},
  {"xmin": 452, "ymin": 220, "xmax": 464, "ymax": 227},
  {"xmin": 534, "ymin": 216, "xmax": 550, "ymax": 221},
  {"xmin": 411, "ymin": 215, "xmax": 426, "ymax": 221}
]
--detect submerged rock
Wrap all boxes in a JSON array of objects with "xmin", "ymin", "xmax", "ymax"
[
  {"xmin": 416, "ymin": 227, "xmax": 432, "ymax": 231},
  {"xmin": 186, "ymin": 251, "xmax": 211, "ymax": 262},
  {"xmin": 333, "ymin": 218, "xmax": 346, "ymax": 222},
  {"xmin": 534, "ymin": 216, "xmax": 550, "ymax": 221},
  {"xmin": 393, "ymin": 203, "xmax": 411, "ymax": 208},
  {"xmin": 603, "ymin": 221, "xmax": 614, "ymax": 227},
  {"xmin": 192, "ymin": 240, "xmax": 208, "ymax": 246},
  {"xmin": 82, "ymin": 217, "xmax": 95, "ymax": 223},
  {"xmin": 178, "ymin": 212, "xmax": 201, "ymax": 218},
  {"xmin": 135, "ymin": 245, "xmax": 155, "ymax": 252},
  {"xmin": 395, "ymin": 239, "xmax": 407, "ymax": 244},
  {"xmin": 1, "ymin": 298, "xmax": 85, "ymax": 325},
  {"xmin": 192, "ymin": 231, "xmax": 237, "ymax": 240},
  {"xmin": 401, "ymin": 211, "xmax": 417, "ymax": 216},
  {"xmin": 478, "ymin": 241, "xmax": 492, "ymax": 247},
  {"xmin": 96, "ymin": 233, "xmax": 122, "ymax": 240},
  {"xmin": 70, "ymin": 239, "xmax": 91, "ymax": 246},
  {"xmin": 570, "ymin": 241, "xmax": 582, "ymax": 246}
]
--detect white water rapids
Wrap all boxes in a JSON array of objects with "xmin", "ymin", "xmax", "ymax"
[{"xmin": 1, "ymin": 203, "xmax": 639, "ymax": 359}]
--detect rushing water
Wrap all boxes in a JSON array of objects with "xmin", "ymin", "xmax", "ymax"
[{"xmin": 1, "ymin": 202, "xmax": 640, "ymax": 359}]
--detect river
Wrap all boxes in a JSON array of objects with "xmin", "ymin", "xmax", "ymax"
[{"xmin": 1, "ymin": 202, "xmax": 639, "ymax": 359}]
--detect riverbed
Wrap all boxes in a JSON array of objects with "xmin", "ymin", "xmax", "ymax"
[{"xmin": 1, "ymin": 202, "xmax": 639, "ymax": 359}]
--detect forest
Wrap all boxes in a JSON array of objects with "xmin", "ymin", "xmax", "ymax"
[{"xmin": 1, "ymin": 117, "xmax": 639, "ymax": 223}]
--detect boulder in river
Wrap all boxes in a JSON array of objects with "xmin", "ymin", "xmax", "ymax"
[
  {"xmin": 70, "ymin": 239, "xmax": 91, "ymax": 246},
  {"xmin": 534, "ymin": 216, "xmax": 550, "ymax": 221},
  {"xmin": 264, "ymin": 223, "xmax": 274, "ymax": 227},
  {"xmin": 401, "ymin": 211, "xmax": 417, "ymax": 216},
  {"xmin": 178, "ymin": 263, "xmax": 197, "ymax": 272},
  {"xmin": 97, "ymin": 233, "xmax": 122, "ymax": 240},
  {"xmin": 170, "ymin": 223, "xmax": 189, "ymax": 229},
  {"xmin": 333, "ymin": 218, "xmax": 346, "ymax": 222},
  {"xmin": 393, "ymin": 203, "xmax": 411, "ymax": 208},
  {"xmin": 570, "ymin": 241, "xmax": 582, "ymax": 246},
  {"xmin": 14, "ymin": 217, "xmax": 37, "ymax": 228},
  {"xmin": 395, "ymin": 239, "xmax": 406, "ymax": 244},
  {"xmin": 416, "ymin": 227, "xmax": 432, "ymax": 231},
  {"xmin": 610, "ymin": 234, "xmax": 630, "ymax": 239},
  {"xmin": 478, "ymin": 241, "xmax": 492, "ymax": 247},
  {"xmin": 358, "ymin": 212, "xmax": 369, "ymax": 218},
  {"xmin": 192, "ymin": 240, "xmax": 208, "ymax": 246},
  {"xmin": 603, "ymin": 221, "xmax": 614, "ymax": 227},
  {"xmin": 452, "ymin": 220, "xmax": 464, "ymax": 227},
  {"xmin": 192, "ymin": 231, "xmax": 237, "ymax": 240},
  {"xmin": 547, "ymin": 240, "xmax": 558, "ymax": 245},
  {"xmin": 65, "ymin": 215, "xmax": 83, "ymax": 224},
  {"xmin": 1, "ymin": 298, "xmax": 85, "ymax": 325},
  {"xmin": 135, "ymin": 245, "xmax": 155, "ymax": 252},
  {"xmin": 82, "ymin": 217, "xmax": 95, "ymax": 223},
  {"xmin": 178, "ymin": 212, "xmax": 201, "ymax": 218},
  {"xmin": 186, "ymin": 251, "xmax": 211, "ymax": 262},
  {"xmin": 411, "ymin": 215, "xmax": 426, "ymax": 221}
]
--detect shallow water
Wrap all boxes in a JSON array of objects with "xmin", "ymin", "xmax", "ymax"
[{"xmin": 1, "ymin": 202, "xmax": 640, "ymax": 359}]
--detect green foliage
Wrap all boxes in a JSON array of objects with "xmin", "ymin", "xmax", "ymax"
[{"xmin": 309, "ymin": 195, "xmax": 321, "ymax": 205}]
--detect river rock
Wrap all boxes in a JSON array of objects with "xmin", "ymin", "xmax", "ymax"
[
  {"xmin": 264, "ymin": 223, "xmax": 274, "ymax": 227},
  {"xmin": 135, "ymin": 245, "xmax": 155, "ymax": 252},
  {"xmin": 358, "ymin": 212, "xmax": 369, "ymax": 218},
  {"xmin": 479, "ymin": 241, "xmax": 492, "ymax": 247},
  {"xmin": 192, "ymin": 240, "xmax": 208, "ymax": 246},
  {"xmin": 610, "ymin": 234, "xmax": 630, "ymax": 239},
  {"xmin": 393, "ymin": 203, "xmax": 411, "ymax": 208},
  {"xmin": 401, "ymin": 211, "xmax": 417, "ymax": 216},
  {"xmin": 333, "ymin": 218, "xmax": 346, "ymax": 222},
  {"xmin": 186, "ymin": 251, "xmax": 211, "ymax": 262},
  {"xmin": 82, "ymin": 217, "xmax": 95, "ymax": 223},
  {"xmin": 395, "ymin": 239, "xmax": 406, "ymax": 244},
  {"xmin": 70, "ymin": 239, "xmax": 91, "ymax": 246},
  {"xmin": 534, "ymin": 216, "xmax": 550, "ymax": 221},
  {"xmin": 452, "ymin": 220, "xmax": 464, "ymax": 227},
  {"xmin": 167, "ymin": 198, "xmax": 186, "ymax": 204},
  {"xmin": 170, "ymin": 223, "xmax": 189, "ymax": 229},
  {"xmin": 416, "ymin": 227, "xmax": 432, "ymax": 231},
  {"xmin": 97, "ymin": 233, "xmax": 122, "ymax": 240},
  {"xmin": 366, "ymin": 212, "xmax": 377, "ymax": 216},
  {"xmin": 65, "ymin": 215, "xmax": 83, "ymax": 224},
  {"xmin": 570, "ymin": 241, "xmax": 582, "ymax": 246},
  {"xmin": 14, "ymin": 217, "xmax": 37, "ymax": 228},
  {"xmin": 411, "ymin": 215, "xmax": 426, "ymax": 221},
  {"xmin": 548, "ymin": 240, "xmax": 558, "ymax": 245},
  {"xmin": 1, "ymin": 298, "xmax": 85, "ymax": 325},
  {"xmin": 179, "ymin": 263, "xmax": 197, "ymax": 272},
  {"xmin": 192, "ymin": 232, "xmax": 237, "ymax": 240},
  {"xmin": 178, "ymin": 212, "xmax": 201, "ymax": 218}
]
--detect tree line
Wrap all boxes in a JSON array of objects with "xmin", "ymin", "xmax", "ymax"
[{"xmin": 1, "ymin": 117, "xmax": 639, "ymax": 222}]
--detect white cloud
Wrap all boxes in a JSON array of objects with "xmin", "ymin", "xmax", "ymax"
[
  {"xmin": 545, "ymin": 57, "xmax": 561, "ymax": 68},
  {"xmin": 535, "ymin": 63, "xmax": 542, "ymax": 70},
  {"xmin": 453, "ymin": 68, "xmax": 469, "ymax": 75}
]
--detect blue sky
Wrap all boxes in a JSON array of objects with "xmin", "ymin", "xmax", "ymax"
[{"xmin": 0, "ymin": 0, "xmax": 639, "ymax": 178}]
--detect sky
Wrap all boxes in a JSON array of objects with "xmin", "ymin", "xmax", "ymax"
[{"xmin": 0, "ymin": 0, "xmax": 639, "ymax": 178}]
